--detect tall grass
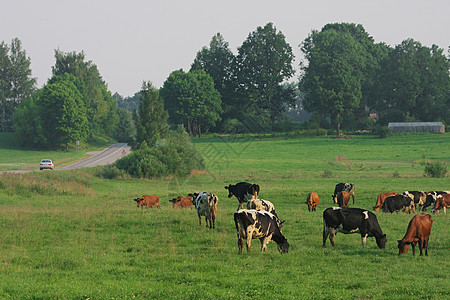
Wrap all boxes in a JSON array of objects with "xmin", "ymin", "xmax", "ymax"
[{"xmin": 0, "ymin": 133, "xmax": 448, "ymax": 298}]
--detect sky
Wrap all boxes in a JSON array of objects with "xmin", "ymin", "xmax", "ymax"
[{"xmin": 1, "ymin": 0, "xmax": 449, "ymax": 97}]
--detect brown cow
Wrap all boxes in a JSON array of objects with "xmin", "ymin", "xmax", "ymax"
[
  {"xmin": 305, "ymin": 192, "xmax": 320, "ymax": 212},
  {"xmin": 398, "ymin": 214, "xmax": 433, "ymax": 256},
  {"xmin": 134, "ymin": 195, "xmax": 160, "ymax": 209},
  {"xmin": 337, "ymin": 191, "xmax": 350, "ymax": 208},
  {"xmin": 169, "ymin": 196, "xmax": 193, "ymax": 209},
  {"xmin": 432, "ymin": 194, "xmax": 450, "ymax": 214},
  {"xmin": 374, "ymin": 192, "xmax": 399, "ymax": 212}
]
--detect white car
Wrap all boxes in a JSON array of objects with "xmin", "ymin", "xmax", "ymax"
[{"xmin": 40, "ymin": 159, "xmax": 54, "ymax": 170}]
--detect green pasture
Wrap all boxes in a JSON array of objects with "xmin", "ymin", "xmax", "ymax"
[{"xmin": 0, "ymin": 133, "xmax": 449, "ymax": 299}]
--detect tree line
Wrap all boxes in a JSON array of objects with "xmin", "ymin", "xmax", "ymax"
[{"xmin": 1, "ymin": 22, "xmax": 449, "ymax": 149}]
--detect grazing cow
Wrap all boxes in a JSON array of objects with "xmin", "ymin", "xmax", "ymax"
[
  {"xmin": 382, "ymin": 194, "xmax": 414, "ymax": 214},
  {"xmin": 234, "ymin": 209, "xmax": 289, "ymax": 254},
  {"xmin": 169, "ymin": 196, "xmax": 193, "ymax": 209},
  {"xmin": 373, "ymin": 192, "xmax": 399, "ymax": 212},
  {"xmin": 336, "ymin": 191, "xmax": 350, "ymax": 208},
  {"xmin": 421, "ymin": 191, "xmax": 449, "ymax": 212},
  {"xmin": 398, "ymin": 214, "xmax": 433, "ymax": 256},
  {"xmin": 332, "ymin": 183, "xmax": 355, "ymax": 204},
  {"xmin": 322, "ymin": 207, "xmax": 387, "ymax": 249},
  {"xmin": 134, "ymin": 195, "xmax": 160, "ymax": 209},
  {"xmin": 194, "ymin": 192, "xmax": 219, "ymax": 229},
  {"xmin": 403, "ymin": 191, "xmax": 427, "ymax": 212},
  {"xmin": 432, "ymin": 194, "xmax": 450, "ymax": 214},
  {"xmin": 225, "ymin": 182, "xmax": 260, "ymax": 210},
  {"xmin": 305, "ymin": 192, "xmax": 320, "ymax": 212}
]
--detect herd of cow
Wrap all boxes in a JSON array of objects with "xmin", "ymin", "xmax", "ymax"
[{"xmin": 132, "ymin": 181, "xmax": 449, "ymax": 256}]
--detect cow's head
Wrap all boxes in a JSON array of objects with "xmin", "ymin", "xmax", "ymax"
[
  {"xmin": 376, "ymin": 234, "xmax": 387, "ymax": 249},
  {"xmin": 277, "ymin": 239, "xmax": 289, "ymax": 254},
  {"xmin": 134, "ymin": 197, "xmax": 144, "ymax": 207},
  {"xmin": 225, "ymin": 185, "xmax": 234, "ymax": 198},
  {"xmin": 397, "ymin": 240, "xmax": 410, "ymax": 254}
]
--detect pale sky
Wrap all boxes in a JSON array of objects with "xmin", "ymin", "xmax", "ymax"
[{"xmin": 2, "ymin": 0, "xmax": 449, "ymax": 97}]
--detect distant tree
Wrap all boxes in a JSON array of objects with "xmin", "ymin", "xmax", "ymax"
[
  {"xmin": 0, "ymin": 38, "xmax": 36, "ymax": 131},
  {"xmin": 376, "ymin": 39, "xmax": 449, "ymax": 123},
  {"xmin": 160, "ymin": 69, "xmax": 222, "ymax": 137},
  {"xmin": 135, "ymin": 81, "xmax": 168, "ymax": 145},
  {"xmin": 52, "ymin": 50, "xmax": 118, "ymax": 136},
  {"xmin": 113, "ymin": 92, "xmax": 140, "ymax": 113},
  {"xmin": 236, "ymin": 23, "xmax": 295, "ymax": 125},
  {"xmin": 114, "ymin": 107, "xmax": 136, "ymax": 145},
  {"xmin": 300, "ymin": 27, "xmax": 367, "ymax": 135},
  {"xmin": 191, "ymin": 33, "xmax": 237, "ymax": 121}
]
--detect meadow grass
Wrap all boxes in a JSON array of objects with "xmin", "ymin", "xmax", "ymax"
[{"xmin": 0, "ymin": 133, "xmax": 449, "ymax": 299}]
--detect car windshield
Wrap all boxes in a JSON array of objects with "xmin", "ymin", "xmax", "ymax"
[{"xmin": 41, "ymin": 160, "xmax": 52, "ymax": 163}]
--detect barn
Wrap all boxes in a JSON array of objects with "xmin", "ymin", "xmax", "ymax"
[{"xmin": 388, "ymin": 122, "xmax": 445, "ymax": 133}]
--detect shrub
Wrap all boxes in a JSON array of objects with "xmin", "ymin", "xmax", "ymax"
[
  {"xmin": 99, "ymin": 165, "xmax": 127, "ymax": 179},
  {"xmin": 424, "ymin": 161, "xmax": 448, "ymax": 178},
  {"xmin": 113, "ymin": 126, "xmax": 205, "ymax": 178}
]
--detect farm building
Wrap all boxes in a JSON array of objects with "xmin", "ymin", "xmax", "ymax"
[{"xmin": 388, "ymin": 122, "xmax": 445, "ymax": 133}]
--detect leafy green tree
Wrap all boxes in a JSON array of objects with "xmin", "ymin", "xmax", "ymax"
[
  {"xmin": 52, "ymin": 50, "xmax": 118, "ymax": 136},
  {"xmin": 236, "ymin": 23, "xmax": 295, "ymax": 124},
  {"xmin": 135, "ymin": 81, "xmax": 168, "ymax": 145},
  {"xmin": 376, "ymin": 39, "xmax": 449, "ymax": 123},
  {"xmin": 40, "ymin": 74, "xmax": 90, "ymax": 148},
  {"xmin": 160, "ymin": 69, "xmax": 222, "ymax": 137},
  {"xmin": 114, "ymin": 107, "xmax": 136, "ymax": 145},
  {"xmin": 300, "ymin": 27, "xmax": 367, "ymax": 135},
  {"xmin": 0, "ymin": 38, "xmax": 36, "ymax": 131},
  {"xmin": 191, "ymin": 33, "xmax": 237, "ymax": 121}
]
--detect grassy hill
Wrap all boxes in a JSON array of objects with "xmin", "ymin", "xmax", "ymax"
[{"xmin": 0, "ymin": 133, "xmax": 448, "ymax": 298}]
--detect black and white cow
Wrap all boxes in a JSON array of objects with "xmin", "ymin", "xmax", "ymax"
[
  {"xmin": 234, "ymin": 209, "xmax": 289, "ymax": 254},
  {"xmin": 194, "ymin": 192, "xmax": 219, "ymax": 229},
  {"xmin": 332, "ymin": 183, "xmax": 355, "ymax": 204},
  {"xmin": 421, "ymin": 191, "xmax": 449, "ymax": 212},
  {"xmin": 382, "ymin": 194, "xmax": 414, "ymax": 214},
  {"xmin": 323, "ymin": 207, "xmax": 387, "ymax": 249},
  {"xmin": 403, "ymin": 191, "xmax": 427, "ymax": 212},
  {"xmin": 225, "ymin": 182, "xmax": 260, "ymax": 210}
]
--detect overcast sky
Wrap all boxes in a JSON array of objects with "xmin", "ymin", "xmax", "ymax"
[{"xmin": 2, "ymin": 0, "xmax": 449, "ymax": 97}]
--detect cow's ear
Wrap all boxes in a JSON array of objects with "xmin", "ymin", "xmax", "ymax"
[
  {"xmin": 281, "ymin": 220, "xmax": 286, "ymax": 225},
  {"xmin": 224, "ymin": 186, "xmax": 229, "ymax": 190}
]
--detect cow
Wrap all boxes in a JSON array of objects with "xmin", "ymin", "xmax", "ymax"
[
  {"xmin": 332, "ymin": 183, "xmax": 355, "ymax": 204},
  {"xmin": 322, "ymin": 207, "xmax": 387, "ymax": 249},
  {"xmin": 421, "ymin": 191, "xmax": 449, "ymax": 212},
  {"xmin": 336, "ymin": 191, "xmax": 350, "ymax": 208},
  {"xmin": 246, "ymin": 199, "xmax": 277, "ymax": 217},
  {"xmin": 134, "ymin": 194, "xmax": 160, "ymax": 209},
  {"xmin": 225, "ymin": 182, "xmax": 260, "ymax": 210},
  {"xmin": 194, "ymin": 192, "xmax": 219, "ymax": 229},
  {"xmin": 432, "ymin": 194, "xmax": 450, "ymax": 214},
  {"xmin": 398, "ymin": 214, "xmax": 433, "ymax": 256},
  {"xmin": 382, "ymin": 194, "xmax": 414, "ymax": 214},
  {"xmin": 234, "ymin": 209, "xmax": 289, "ymax": 254},
  {"xmin": 373, "ymin": 192, "xmax": 399, "ymax": 212},
  {"xmin": 305, "ymin": 192, "xmax": 320, "ymax": 212},
  {"xmin": 403, "ymin": 191, "xmax": 427, "ymax": 212},
  {"xmin": 169, "ymin": 196, "xmax": 193, "ymax": 209}
]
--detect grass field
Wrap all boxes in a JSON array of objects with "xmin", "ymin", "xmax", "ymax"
[{"xmin": 0, "ymin": 133, "xmax": 449, "ymax": 299}]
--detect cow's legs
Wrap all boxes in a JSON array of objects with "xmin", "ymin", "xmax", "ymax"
[
  {"xmin": 237, "ymin": 237, "xmax": 244, "ymax": 254},
  {"xmin": 322, "ymin": 226, "xmax": 329, "ymax": 247},
  {"xmin": 198, "ymin": 215, "xmax": 202, "ymax": 226},
  {"xmin": 260, "ymin": 237, "xmax": 271, "ymax": 252},
  {"xmin": 424, "ymin": 239, "xmax": 429, "ymax": 256},
  {"xmin": 361, "ymin": 234, "xmax": 368, "ymax": 249},
  {"xmin": 246, "ymin": 230, "xmax": 253, "ymax": 253},
  {"xmin": 412, "ymin": 242, "xmax": 416, "ymax": 256},
  {"xmin": 418, "ymin": 239, "xmax": 424, "ymax": 256}
]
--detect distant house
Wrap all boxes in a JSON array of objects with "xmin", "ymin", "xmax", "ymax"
[{"xmin": 388, "ymin": 122, "xmax": 445, "ymax": 133}]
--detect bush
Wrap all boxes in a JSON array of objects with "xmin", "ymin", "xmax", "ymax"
[
  {"xmin": 113, "ymin": 126, "xmax": 205, "ymax": 178},
  {"xmin": 98, "ymin": 165, "xmax": 127, "ymax": 179},
  {"xmin": 424, "ymin": 161, "xmax": 448, "ymax": 178},
  {"xmin": 374, "ymin": 126, "xmax": 391, "ymax": 138}
]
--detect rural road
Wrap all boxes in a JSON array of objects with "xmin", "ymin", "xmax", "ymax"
[{"xmin": 2, "ymin": 143, "xmax": 131, "ymax": 174}]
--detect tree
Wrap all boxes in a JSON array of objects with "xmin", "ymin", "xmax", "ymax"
[
  {"xmin": 191, "ymin": 33, "xmax": 237, "ymax": 121},
  {"xmin": 376, "ymin": 39, "xmax": 449, "ymax": 123},
  {"xmin": 0, "ymin": 38, "xmax": 36, "ymax": 131},
  {"xmin": 135, "ymin": 81, "xmax": 168, "ymax": 145},
  {"xmin": 52, "ymin": 50, "xmax": 118, "ymax": 136},
  {"xmin": 114, "ymin": 107, "xmax": 136, "ymax": 145},
  {"xmin": 236, "ymin": 23, "xmax": 295, "ymax": 125},
  {"xmin": 160, "ymin": 69, "xmax": 222, "ymax": 137},
  {"xmin": 40, "ymin": 74, "xmax": 90, "ymax": 148},
  {"xmin": 300, "ymin": 27, "xmax": 367, "ymax": 135}
]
